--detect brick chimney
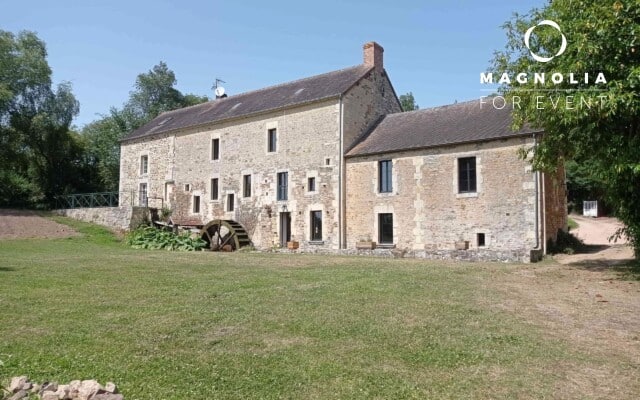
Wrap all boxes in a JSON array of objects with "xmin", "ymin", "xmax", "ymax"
[{"xmin": 363, "ymin": 42, "xmax": 383, "ymax": 72}]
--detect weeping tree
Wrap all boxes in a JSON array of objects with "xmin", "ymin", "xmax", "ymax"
[{"xmin": 492, "ymin": 0, "xmax": 640, "ymax": 257}]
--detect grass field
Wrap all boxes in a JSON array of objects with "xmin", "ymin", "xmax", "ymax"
[{"xmin": 0, "ymin": 217, "xmax": 638, "ymax": 399}]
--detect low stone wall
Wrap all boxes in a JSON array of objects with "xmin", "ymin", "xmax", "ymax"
[
  {"xmin": 54, "ymin": 207, "xmax": 132, "ymax": 231},
  {"xmin": 269, "ymin": 247, "xmax": 532, "ymax": 263}
]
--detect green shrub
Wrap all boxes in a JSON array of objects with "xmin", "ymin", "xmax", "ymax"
[{"xmin": 126, "ymin": 226, "xmax": 207, "ymax": 251}]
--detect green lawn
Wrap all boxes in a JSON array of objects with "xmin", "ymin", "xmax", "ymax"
[{"xmin": 1, "ymin": 218, "xmax": 573, "ymax": 399}]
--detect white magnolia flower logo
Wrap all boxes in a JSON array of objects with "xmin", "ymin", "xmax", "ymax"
[{"xmin": 524, "ymin": 20, "xmax": 567, "ymax": 63}]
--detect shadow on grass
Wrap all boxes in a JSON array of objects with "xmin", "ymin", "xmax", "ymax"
[
  {"xmin": 563, "ymin": 245, "xmax": 639, "ymax": 281},
  {"xmin": 0, "ymin": 266, "xmax": 15, "ymax": 272}
]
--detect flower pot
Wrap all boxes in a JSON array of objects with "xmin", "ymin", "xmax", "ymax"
[{"xmin": 287, "ymin": 241, "xmax": 299, "ymax": 250}]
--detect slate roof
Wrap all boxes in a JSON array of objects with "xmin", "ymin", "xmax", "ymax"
[
  {"xmin": 121, "ymin": 65, "xmax": 373, "ymax": 142},
  {"xmin": 346, "ymin": 100, "xmax": 542, "ymax": 157}
]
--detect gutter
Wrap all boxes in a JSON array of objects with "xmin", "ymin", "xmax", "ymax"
[
  {"xmin": 533, "ymin": 133, "xmax": 540, "ymax": 250},
  {"xmin": 338, "ymin": 95, "xmax": 346, "ymax": 249},
  {"xmin": 542, "ymin": 169, "xmax": 547, "ymax": 254},
  {"xmin": 345, "ymin": 130, "xmax": 545, "ymax": 159}
]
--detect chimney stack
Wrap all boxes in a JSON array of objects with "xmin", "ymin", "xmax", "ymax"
[{"xmin": 363, "ymin": 42, "xmax": 383, "ymax": 72}]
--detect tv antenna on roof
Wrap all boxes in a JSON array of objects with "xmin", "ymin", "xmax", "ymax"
[{"xmin": 213, "ymin": 78, "xmax": 227, "ymax": 98}]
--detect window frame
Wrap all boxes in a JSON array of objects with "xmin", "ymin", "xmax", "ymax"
[
  {"xmin": 211, "ymin": 138, "xmax": 220, "ymax": 161},
  {"xmin": 242, "ymin": 174, "xmax": 252, "ymax": 198},
  {"xmin": 227, "ymin": 193, "xmax": 235, "ymax": 212},
  {"xmin": 378, "ymin": 213, "xmax": 394, "ymax": 244},
  {"xmin": 310, "ymin": 210, "xmax": 322, "ymax": 241},
  {"xmin": 458, "ymin": 157, "xmax": 477, "ymax": 194},
  {"xmin": 378, "ymin": 160, "xmax": 392, "ymax": 193},
  {"xmin": 277, "ymin": 172, "xmax": 288, "ymax": 201},
  {"xmin": 267, "ymin": 128, "xmax": 277, "ymax": 153},
  {"xmin": 307, "ymin": 177, "xmax": 316, "ymax": 193},
  {"xmin": 193, "ymin": 195, "xmax": 201, "ymax": 213},
  {"xmin": 138, "ymin": 182, "xmax": 148, "ymax": 206},
  {"xmin": 477, "ymin": 232, "xmax": 486, "ymax": 247},
  {"xmin": 210, "ymin": 178, "xmax": 219, "ymax": 201},
  {"xmin": 140, "ymin": 155, "xmax": 148, "ymax": 175}
]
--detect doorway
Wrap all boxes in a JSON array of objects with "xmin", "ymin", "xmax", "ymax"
[{"xmin": 279, "ymin": 212, "xmax": 291, "ymax": 247}]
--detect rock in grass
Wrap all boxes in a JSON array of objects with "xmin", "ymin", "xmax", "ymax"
[
  {"xmin": 78, "ymin": 380, "xmax": 102, "ymax": 400},
  {"xmin": 40, "ymin": 382, "xmax": 58, "ymax": 394},
  {"xmin": 41, "ymin": 392, "xmax": 59, "ymax": 400},
  {"xmin": 8, "ymin": 376, "xmax": 28, "ymax": 393},
  {"xmin": 93, "ymin": 394, "xmax": 124, "ymax": 400},
  {"xmin": 54, "ymin": 384, "xmax": 70, "ymax": 399},
  {"xmin": 103, "ymin": 382, "xmax": 118, "ymax": 394},
  {"xmin": 7, "ymin": 390, "xmax": 28, "ymax": 400}
]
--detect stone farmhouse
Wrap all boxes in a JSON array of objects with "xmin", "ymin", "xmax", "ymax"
[{"xmin": 118, "ymin": 42, "xmax": 566, "ymax": 262}]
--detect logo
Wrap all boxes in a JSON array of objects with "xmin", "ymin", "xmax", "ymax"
[{"xmin": 524, "ymin": 20, "xmax": 567, "ymax": 63}]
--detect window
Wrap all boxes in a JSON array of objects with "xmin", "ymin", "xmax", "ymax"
[
  {"xmin": 184, "ymin": 184, "xmax": 191, "ymax": 192},
  {"xmin": 268, "ymin": 128, "xmax": 277, "ymax": 152},
  {"xmin": 308, "ymin": 177, "xmax": 316, "ymax": 192},
  {"xmin": 140, "ymin": 155, "xmax": 148, "ymax": 175},
  {"xmin": 311, "ymin": 211, "xmax": 322, "ymax": 241},
  {"xmin": 378, "ymin": 213, "xmax": 393, "ymax": 244},
  {"xmin": 458, "ymin": 157, "xmax": 477, "ymax": 193},
  {"xmin": 193, "ymin": 195, "xmax": 200, "ymax": 213},
  {"xmin": 138, "ymin": 183, "xmax": 148, "ymax": 206},
  {"xmin": 379, "ymin": 160, "xmax": 392, "ymax": 193},
  {"xmin": 211, "ymin": 138, "xmax": 220, "ymax": 160},
  {"xmin": 477, "ymin": 233, "xmax": 486, "ymax": 247},
  {"xmin": 210, "ymin": 178, "xmax": 219, "ymax": 200},
  {"xmin": 325, "ymin": 158, "xmax": 331, "ymax": 166},
  {"xmin": 243, "ymin": 175, "xmax": 252, "ymax": 197},
  {"xmin": 227, "ymin": 193, "xmax": 234, "ymax": 211},
  {"xmin": 277, "ymin": 172, "xmax": 288, "ymax": 201}
]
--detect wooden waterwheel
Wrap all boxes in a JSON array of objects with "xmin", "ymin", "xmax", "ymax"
[{"xmin": 200, "ymin": 219, "xmax": 251, "ymax": 251}]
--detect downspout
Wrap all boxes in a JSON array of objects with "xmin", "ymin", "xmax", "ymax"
[
  {"xmin": 542, "ymin": 168, "xmax": 547, "ymax": 254},
  {"xmin": 533, "ymin": 134, "xmax": 540, "ymax": 250},
  {"xmin": 339, "ymin": 95, "xmax": 345, "ymax": 249}
]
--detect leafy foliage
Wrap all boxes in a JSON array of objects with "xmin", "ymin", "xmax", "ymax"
[
  {"xmin": 492, "ymin": 0, "xmax": 640, "ymax": 257},
  {"xmin": 399, "ymin": 92, "xmax": 419, "ymax": 111},
  {"xmin": 126, "ymin": 226, "xmax": 206, "ymax": 251},
  {"xmin": 82, "ymin": 62, "xmax": 208, "ymax": 191},
  {"xmin": 565, "ymin": 160, "xmax": 610, "ymax": 214},
  {"xmin": 0, "ymin": 30, "xmax": 91, "ymax": 207}
]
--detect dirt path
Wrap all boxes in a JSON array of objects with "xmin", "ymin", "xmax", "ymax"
[
  {"xmin": 555, "ymin": 215, "xmax": 634, "ymax": 266},
  {"xmin": 0, "ymin": 209, "xmax": 77, "ymax": 240},
  {"xmin": 487, "ymin": 215, "xmax": 640, "ymax": 398}
]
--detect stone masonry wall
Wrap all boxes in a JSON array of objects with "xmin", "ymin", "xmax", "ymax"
[
  {"xmin": 120, "ymin": 100, "xmax": 342, "ymax": 250},
  {"xmin": 345, "ymin": 136, "xmax": 540, "ymax": 261},
  {"xmin": 119, "ymin": 69, "xmax": 399, "ymax": 250},
  {"xmin": 54, "ymin": 207, "xmax": 132, "ymax": 231},
  {"xmin": 342, "ymin": 70, "xmax": 402, "ymax": 151},
  {"xmin": 544, "ymin": 163, "xmax": 568, "ymax": 244}
]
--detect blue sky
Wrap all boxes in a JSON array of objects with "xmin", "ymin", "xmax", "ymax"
[{"xmin": 3, "ymin": 0, "xmax": 545, "ymax": 128}]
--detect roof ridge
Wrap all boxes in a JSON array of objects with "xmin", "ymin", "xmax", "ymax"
[
  {"xmin": 220, "ymin": 64, "xmax": 370, "ymax": 100},
  {"xmin": 149, "ymin": 64, "xmax": 371, "ymax": 121},
  {"xmin": 386, "ymin": 99, "xmax": 480, "ymax": 118}
]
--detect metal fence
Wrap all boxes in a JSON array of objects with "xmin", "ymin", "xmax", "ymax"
[{"xmin": 55, "ymin": 192, "xmax": 119, "ymax": 209}]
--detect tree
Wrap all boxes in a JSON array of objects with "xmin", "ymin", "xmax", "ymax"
[
  {"xmin": 399, "ymin": 92, "xmax": 419, "ymax": 111},
  {"xmin": 82, "ymin": 62, "xmax": 208, "ymax": 191},
  {"xmin": 0, "ymin": 30, "xmax": 85, "ymax": 207},
  {"xmin": 492, "ymin": 0, "xmax": 640, "ymax": 257}
]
